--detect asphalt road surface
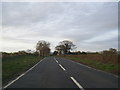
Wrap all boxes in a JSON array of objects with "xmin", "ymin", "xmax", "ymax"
[{"xmin": 4, "ymin": 56, "xmax": 119, "ymax": 89}]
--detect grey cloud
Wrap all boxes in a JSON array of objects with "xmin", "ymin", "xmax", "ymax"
[
  {"xmin": 2, "ymin": 2, "xmax": 118, "ymax": 52},
  {"xmin": 2, "ymin": 2, "xmax": 66, "ymax": 27}
]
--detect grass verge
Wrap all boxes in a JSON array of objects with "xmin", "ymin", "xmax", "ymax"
[
  {"xmin": 2, "ymin": 55, "xmax": 44, "ymax": 86},
  {"xmin": 59, "ymin": 55, "xmax": 119, "ymax": 76}
]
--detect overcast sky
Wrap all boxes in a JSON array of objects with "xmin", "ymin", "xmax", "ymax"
[{"xmin": 1, "ymin": 2, "xmax": 118, "ymax": 52}]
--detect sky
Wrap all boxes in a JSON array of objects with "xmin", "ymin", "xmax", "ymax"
[{"xmin": 1, "ymin": 2, "xmax": 118, "ymax": 52}]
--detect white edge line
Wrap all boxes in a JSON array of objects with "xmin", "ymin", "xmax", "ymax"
[
  {"xmin": 62, "ymin": 58, "xmax": 119, "ymax": 78},
  {"xmin": 3, "ymin": 57, "xmax": 45, "ymax": 89},
  {"xmin": 70, "ymin": 77, "xmax": 84, "ymax": 90},
  {"xmin": 59, "ymin": 64, "xmax": 66, "ymax": 71},
  {"xmin": 3, "ymin": 73, "xmax": 25, "ymax": 89},
  {"xmin": 76, "ymin": 61, "xmax": 119, "ymax": 78}
]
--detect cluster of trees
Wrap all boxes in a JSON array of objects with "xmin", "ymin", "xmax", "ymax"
[{"xmin": 35, "ymin": 40, "xmax": 76, "ymax": 56}]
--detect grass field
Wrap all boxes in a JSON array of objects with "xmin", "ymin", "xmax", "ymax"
[
  {"xmin": 2, "ymin": 55, "xmax": 44, "ymax": 86},
  {"xmin": 59, "ymin": 54, "xmax": 119, "ymax": 76}
]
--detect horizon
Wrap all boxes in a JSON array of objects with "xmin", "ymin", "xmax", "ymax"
[
  {"xmin": 1, "ymin": 2, "xmax": 118, "ymax": 52},
  {"xmin": 1, "ymin": 47, "xmax": 118, "ymax": 53}
]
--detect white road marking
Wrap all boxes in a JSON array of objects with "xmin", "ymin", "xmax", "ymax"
[
  {"xmin": 70, "ymin": 77, "xmax": 84, "ymax": 90},
  {"xmin": 54, "ymin": 57, "xmax": 56, "ymax": 60},
  {"xmin": 56, "ymin": 60, "xmax": 58, "ymax": 63},
  {"xmin": 54, "ymin": 57, "xmax": 59, "ymax": 63},
  {"xmin": 3, "ymin": 58, "xmax": 45, "ymax": 89},
  {"xmin": 63, "ymin": 58, "xmax": 119, "ymax": 78},
  {"xmin": 3, "ymin": 73, "xmax": 25, "ymax": 89},
  {"xmin": 25, "ymin": 58, "xmax": 44, "ymax": 73},
  {"xmin": 59, "ymin": 64, "xmax": 66, "ymax": 71}
]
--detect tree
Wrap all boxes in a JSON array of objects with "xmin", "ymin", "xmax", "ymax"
[
  {"xmin": 53, "ymin": 51, "xmax": 58, "ymax": 55},
  {"xmin": 55, "ymin": 40, "xmax": 76, "ymax": 55},
  {"xmin": 36, "ymin": 40, "xmax": 50, "ymax": 56},
  {"xmin": 109, "ymin": 48, "xmax": 117, "ymax": 54},
  {"xmin": 55, "ymin": 45, "xmax": 64, "ymax": 55}
]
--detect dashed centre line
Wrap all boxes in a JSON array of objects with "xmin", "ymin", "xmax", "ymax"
[
  {"xmin": 56, "ymin": 60, "xmax": 59, "ymax": 63},
  {"xmin": 59, "ymin": 64, "xmax": 66, "ymax": 71},
  {"xmin": 70, "ymin": 77, "xmax": 84, "ymax": 90},
  {"xmin": 54, "ymin": 58, "xmax": 65, "ymax": 71},
  {"xmin": 54, "ymin": 57, "xmax": 59, "ymax": 63},
  {"xmin": 54, "ymin": 57, "xmax": 84, "ymax": 89}
]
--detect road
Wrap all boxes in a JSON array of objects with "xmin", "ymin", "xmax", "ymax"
[{"xmin": 4, "ymin": 56, "xmax": 119, "ymax": 89}]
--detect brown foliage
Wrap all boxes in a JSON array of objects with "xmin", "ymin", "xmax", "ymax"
[
  {"xmin": 66, "ymin": 53, "xmax": 118, "ymax": 64},
  {"xmin": 65, "ymin": 48, "xmax": 118, "ymax": 64}
]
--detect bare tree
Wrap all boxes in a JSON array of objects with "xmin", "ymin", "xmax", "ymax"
[
  {"xmin": 36, "ymin": 40, "xmax": 50, "ymax": 56},
  {"xmin": 55, "ymin": 40, "xmax": 76, "ymax": 55}
]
